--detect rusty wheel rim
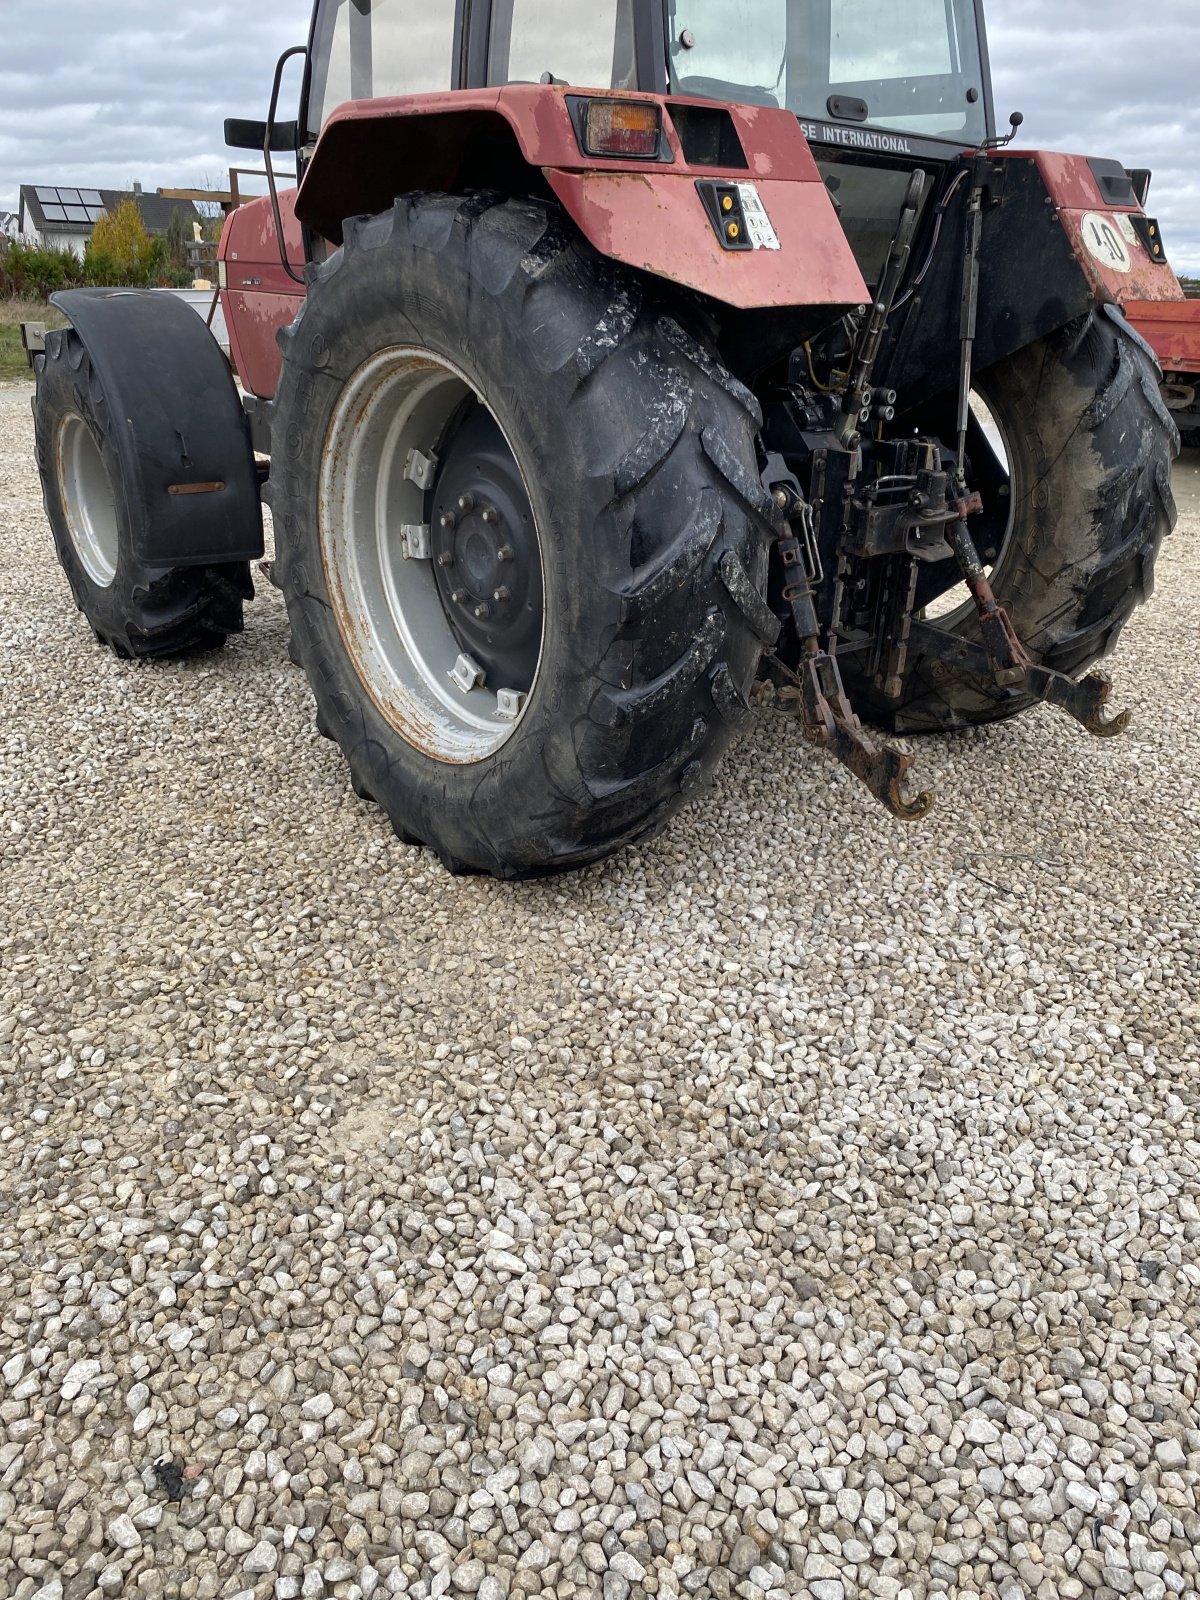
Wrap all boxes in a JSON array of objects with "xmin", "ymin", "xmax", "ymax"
[{"xmin": 320, "ymin": 348, "xmax": 546, "ymax": 765}]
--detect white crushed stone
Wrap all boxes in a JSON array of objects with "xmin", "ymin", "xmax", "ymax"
[{"xmin": 1, "ymin": 383, "xmax": 1198, "ymax": 1600}]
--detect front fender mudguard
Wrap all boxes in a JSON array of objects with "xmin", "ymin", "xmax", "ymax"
[{"xmin": 48, "ymin": 288, "xmax": 263, "ymax": 567}]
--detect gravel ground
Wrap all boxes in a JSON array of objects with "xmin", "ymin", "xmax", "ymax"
[{"xmin": 1, "ymin": 378, "xmax": 1198, "ymax": 1600}]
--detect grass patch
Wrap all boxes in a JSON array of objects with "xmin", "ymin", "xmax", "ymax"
[{"xmin": 0, "ymin": 299, "xmax": 67, "ymax": 381}]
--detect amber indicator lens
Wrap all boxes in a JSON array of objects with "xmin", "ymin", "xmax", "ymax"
[{"xmin": 583, "ymin": 99, "xmax": 662, "ymax": 158}]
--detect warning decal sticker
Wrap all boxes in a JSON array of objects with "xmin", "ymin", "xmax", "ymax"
[{"xmin": 736, "ymin": 184, "xmax": 781, "ymax": 252}]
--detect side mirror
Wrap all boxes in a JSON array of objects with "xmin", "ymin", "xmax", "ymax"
[{"xmin": 224, "ymin": 118, "xmax": 299, "ymax": 152}]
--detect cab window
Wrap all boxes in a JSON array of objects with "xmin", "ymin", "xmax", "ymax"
[
  {"xmin": 668, "ymin": 0, "xmax": 986, "ymax": 142},
  {"xmin": 488, "ymin": 0, "xmax": 636, "ymax": 90},
  {"xmin": 308, "ymin": 0, "xmax": 457, "ymax": 131}
]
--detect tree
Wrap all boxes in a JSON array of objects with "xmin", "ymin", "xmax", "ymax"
[
  {"xmin": 165, "ymin": 207, "xmax": 191, "ymax": 270},
  {"xmin": 85, "ymin": 199, "xmax": 158, "ymax": 286}
]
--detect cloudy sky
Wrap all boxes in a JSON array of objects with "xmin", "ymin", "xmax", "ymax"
[{"xmin": 1, "ymin": 0, "xmax": 1197, "ymax": 270}]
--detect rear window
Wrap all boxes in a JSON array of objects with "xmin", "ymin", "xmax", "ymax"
[
  {"xmin": 487, "ymin": 0, "xmax": 637, "ymax": 89},
  {"xmin": 668, "ymin": 0, "xmax": 987, "ymax": 143},
  {"xmin": 308, "ymin": 0, "xmax": 457, "ymax": 130}
]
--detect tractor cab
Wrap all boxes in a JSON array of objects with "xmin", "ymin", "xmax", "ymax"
[{"xmin": 302, "ymin": 0, "xmax": 989, "ymax": 140}]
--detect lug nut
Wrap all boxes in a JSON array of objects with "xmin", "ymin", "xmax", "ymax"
[
  {"xmin": 457, "ymin": 493, "xmax": 475, "ymax": 514},
  {"xmin": 437, "ymin": 552, "xmax": 455, "ymax": 567},
  {"xmin": 451, "ymin": 589, "xmax": 468, "ymax": 605},
  {"xmin": 481, "ymin": 505, "xmax": 499, "ymax": 525},
  {"xmin": 497, "ymin": 545, "xmax": 514, "ymax": 563},
  {"xmin": 474, "ymin": 603, "xmax": 491, "ymax": 620},
  {"xmin": 439, "ymin": 511, "xmax": 456, "ymax": 530},
  {"xmin": 493, "ymin": 586, "xmax": 510, "ymax": 603}
]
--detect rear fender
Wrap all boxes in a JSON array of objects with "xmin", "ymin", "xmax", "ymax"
[
  {"xmin": 878, "ymin": 151, "xmax": 1186, "ymax": 411},
  {"xmin": 294, "ymin": 85, "xmax": 869, "ymax": 314},
  {"xmin": 1005, "ymin": 148, "xmax": 1184, "ymax": 305},
  {"xmin": 47, "ymin": 288, "xmax": 264, "ymax": 567}
]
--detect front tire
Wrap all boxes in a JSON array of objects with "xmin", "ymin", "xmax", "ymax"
[
  {"xmin": 845, "ymin": 308, "xmax": 1179, "ymax": 732},
  {"xmin": 270, "ymin": 195, "xmax": 778, "ymax": 879},
  {"xmin": 34, "ymin": 328, "xmax": 253, "ymax": 659}
]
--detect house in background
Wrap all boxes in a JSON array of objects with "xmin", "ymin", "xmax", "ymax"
[
  {"xmin": 17, "ymin": 182, "xmax": 202, "ymax": 258},
  {"xmin": 0, "ymin": 211, "xmax": 19, "ymax": 241}
]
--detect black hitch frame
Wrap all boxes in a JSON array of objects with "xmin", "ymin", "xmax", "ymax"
[{"xmin": 762, "ymin": 146, "xmax": 1133, "ymax": 824}]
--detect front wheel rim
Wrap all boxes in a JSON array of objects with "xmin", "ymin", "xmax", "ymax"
[
  {"xmin": 57, "ymin": 415, "xmax": 119, "ymax": 589},
  {"xmin": 320, "ymin": 348, "xmax": 546, "ymax": 765}
]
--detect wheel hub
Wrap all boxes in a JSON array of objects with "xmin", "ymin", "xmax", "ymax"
[{"xmin": 431, "ymin": 407, "xmax": 543, "ymax": 691}]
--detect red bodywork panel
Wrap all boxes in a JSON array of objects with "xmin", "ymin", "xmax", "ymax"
[
  {"xmin": 1123, "ymin": 298, "xmax": 1200, "ymax": 376},
  {"xmin": 219, "ymin": 195, "xmax": 306, "ymax": 400},
  {"xmin": 222, "ymin": 90, "xmax": 1194, "ymax": 409},
  {"xmin": 1008, "ymin": 149, "xmax": 1184, "ymax": 307},
  {"xmin": 295, "ymin": 85, "xmax": 868, "ymax": 314},
  {"xmin": 544, "ymin": 169, "xmax": 867, "ymax": 308}
]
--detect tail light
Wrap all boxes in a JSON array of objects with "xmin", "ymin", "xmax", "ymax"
[{"xmin": 580, "ymin": 99, "xmax": 663, "ymax": 160}]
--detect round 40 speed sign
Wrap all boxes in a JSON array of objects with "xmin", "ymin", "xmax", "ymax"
[{"xmin": 1080, "ymin": 212, "xmax": 1134, "ymax": 273}]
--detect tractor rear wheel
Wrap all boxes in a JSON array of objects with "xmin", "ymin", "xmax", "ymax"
[
  {"xmin": 844, "ymin": 308, "xmax": 1178, "ymax": 733},
  {"xmin": 34, "ymin": 327, "xmax": 253, "ymax": 659},
  {"xmin": 269, "ymin": 195, "xmax": 776, "ymax": 878}
]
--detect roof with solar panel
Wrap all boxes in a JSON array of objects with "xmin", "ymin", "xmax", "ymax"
[{"xmin": 18, "ymin": 185, "xmax": 201, "ymax": 241}]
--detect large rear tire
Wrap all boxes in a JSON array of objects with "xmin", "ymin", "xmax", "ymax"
[
  {"xmin": 34, "ymin": 328, "xmax": 253, "ymax": 659},
  {"xmin": 269, "ymin": 195, "xmax": 777, "ymax": 878},
  {"xmin": 844, "ymin": 308, "xmax": 1179, "ymax": 733}
]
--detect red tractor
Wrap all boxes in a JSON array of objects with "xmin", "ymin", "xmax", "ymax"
[{"xmin": 32, "ymin": 0, "xmax": 1185, "ymax": 878}]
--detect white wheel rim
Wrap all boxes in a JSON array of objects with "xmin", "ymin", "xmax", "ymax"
[
  {"xmin": 320, "ymin": 348, "xmax": 545, "ymax": 765},
  {"xmin": 57, "ymin": 414, "xmax": 119, "ymax": 589}
]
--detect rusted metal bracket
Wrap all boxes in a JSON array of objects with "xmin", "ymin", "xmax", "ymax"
[
  {"xmin": 945, "ymin": 518, "xmax": 1032, "ymax": 686},
  {"xmin": 765, "ymin": 461, "xmax": 935, "ymax": 824},
  {"xmin": 907, "ymin": 622, "xmax": 1131, "ymax": 737},
  {"xmin": 1029, "ymin": 666, "xmax": 1131, "ymax": 737},
  {"xmin": 778, "ymin": 646, "xmax": 935, "ymax": 822}
]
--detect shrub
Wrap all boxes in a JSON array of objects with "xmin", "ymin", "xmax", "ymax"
[
  {"xmin": 0, "ymin": 239, "xmax": 85, "ymax": 300},
  {"xmin": 82, "ymin": 246, "xmax": 117, "ymax": 287},
  {"xmin": 161, "ymin": 265, "xmax": 198, "ymax": 289},
  {"xmin": 84, "ymin": 199, "xmax": 159, "ymax": 286}
]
